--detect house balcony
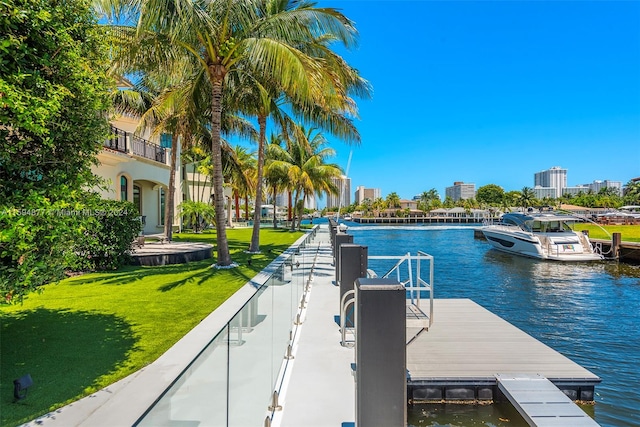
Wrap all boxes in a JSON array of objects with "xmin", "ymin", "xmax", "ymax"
[{"xmin": 104, "ymin": 126, "xmax": 167, "ymax": 164}]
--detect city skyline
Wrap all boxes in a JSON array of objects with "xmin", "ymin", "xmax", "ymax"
[{"xmin": 317, "ymin": 164, "xmax": 626, "ymax": 208}]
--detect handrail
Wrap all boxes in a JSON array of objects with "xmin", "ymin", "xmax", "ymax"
[
  {"xmin": 340, "ymin": 289, "xmax": 356, "ymax": 347},
  {"xmin": 368, "ymin": 252, "xmax": 434, "ymax": 327}
]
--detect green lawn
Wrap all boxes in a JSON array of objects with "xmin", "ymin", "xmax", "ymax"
[
  {"xmin": 0, "ymin": 228, "xmax": 303, "ymax": 427},
  {"xmin": 572, "ymin": 224, "xmax": 640, "ymax": 242}
]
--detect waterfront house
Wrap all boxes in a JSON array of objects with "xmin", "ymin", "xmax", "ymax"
[{"xmin": 93, "ymin": 115, "xmax": 216, "ymax": 235}]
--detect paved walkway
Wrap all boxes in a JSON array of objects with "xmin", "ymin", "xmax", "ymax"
[{"xmin": 274, "ymin": 226, "xmax": 356, "ymax": 427}]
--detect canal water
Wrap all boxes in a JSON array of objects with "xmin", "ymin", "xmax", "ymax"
[{"xmin": 342, "ymin": 224, "xmax": 640, "ymax": 427}]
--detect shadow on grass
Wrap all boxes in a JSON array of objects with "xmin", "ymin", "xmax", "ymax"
[
  {"xmin": 65, "ymin": 239, "xmax": 295, "ymax": 290},
  {"xmin": 0, "ymin": 309, "xmax": 137, "ymax": 427}
]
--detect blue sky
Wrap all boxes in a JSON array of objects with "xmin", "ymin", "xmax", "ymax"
[{"xmin": 310, "ymin": 0, "xmax": 640, "ymax": 204}]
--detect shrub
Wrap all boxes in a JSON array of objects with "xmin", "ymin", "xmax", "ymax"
[{"xmin": 69, "ymin": 199, "xmax": 141, "ymax": 271}]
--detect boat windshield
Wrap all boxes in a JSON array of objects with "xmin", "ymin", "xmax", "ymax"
[{"xmin": 529, "ymin": 219, "xmax": 573, "ymax": 232}]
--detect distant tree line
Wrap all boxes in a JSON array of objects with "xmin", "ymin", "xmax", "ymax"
[{"xmin": 334, "ymin": 180, "xmax": 640, "ymax": 218}]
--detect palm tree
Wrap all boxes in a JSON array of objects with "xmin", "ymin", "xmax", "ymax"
[
  {"xmin": 419, "ymin": 188, "xmax": 439, "ymax": 214},
  {"xmin": 360, "ymin": 197, "xmax": 373, "ymax": 217},
  {"xmin": 386, "ymin": 192, "xmax": 401, "ymax": 209},
  {"xmin": 519, "ymin": 187, "xmax": 536, "ymax": 209},
  {"xmin": 120, "ymin": 76, "xmax": 208, "ymax": 241},
  {"xmin": 100, "ymin": 0, "xmax": 367, "ymax": 266},
  {"xmin": 372, "ymin": 197, "xmax": 386, "ymax": 217},
  {"xmin": 222, "ymin": 9, "xmax": 370, "ymax": 251},
  {"xmin": 266, "ymin": 126, "xmax": 342, "ymax": 230},
  {"xmin": 623, "ymin": 179, "xmax": 640, "ymax": 205},
  {"xmin": 177, "ymin": 201, "xmax": 216, "ymax": 234},
  {"xmin": 263, "ymin": 134, "xmax": 290, "ymax": 230},
  {"xmin": 226, "ymin": 145, "xmax": 257, "ymax": 224}
]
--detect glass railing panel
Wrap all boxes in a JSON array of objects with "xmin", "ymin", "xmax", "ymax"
[
  {"xmin": 139, "ymin": 231, "xmax": 317, "ymax": 427},
  {"xmin": 269, "ymin": 260, "xmax": 296, "ymax": 387},
  {"xmin": 227, "ymin": 285, "xmax": 275, "ymax": 427},
  {"xmin": 137, "ymin": 327, "xmax": 229, "ymax": 426}
]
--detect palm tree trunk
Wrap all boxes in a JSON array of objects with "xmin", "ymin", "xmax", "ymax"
[
  {"xmin": 163, "ymin": 133, "xmax": 178, "ymax": 241},
  {"xmin": 249, "ymin": 114, "xmax": 266, "ymax": 252},
  {"xmin": 209, "ymin": 68, "xmax": 231, "ymax": 265},
  {"xmin": 245, "ymin": 195, "xmax": 249, "ymax": 220},
  {"xmin": 291, "ymin": 189, "xmax": 299, "ymax": 231},
  {"xmin": 288, "ymin": 190, "xmax": 292, "ymax": 221},
  {"xmin": 234, "ymin": 191, "xmax": 240, "ymax": 223},
  {"xmin": 195, "ymin": 163, "xmax": 200, "ymax": 202},
  {"xmin": 273, "ymin": 187, "xmax": 278, "ymax": 229},
  {"xmin": 189, "ymin": 162, "xmax": 196, "ymax": 202}
]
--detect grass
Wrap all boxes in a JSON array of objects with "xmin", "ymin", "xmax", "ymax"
[
  {"xmin": 572, "ymin": 224, "xmax": 640, "ymax": 242},
  {"xmin": 0, "ymin": 227, "xmax": 303, "ymax": 427}
]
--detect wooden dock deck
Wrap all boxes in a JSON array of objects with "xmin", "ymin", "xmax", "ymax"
[{"xmin": 407, "ymin": 299, "xmax": 601, "ymax": 402}]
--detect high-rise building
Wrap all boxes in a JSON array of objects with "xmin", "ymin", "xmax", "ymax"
[
  {"xmin": 304, "ymin": 195, "xmax": 317, "ymax": 210},
  {"xmin": 588, "ymin": 180, "xmax": 622, "ymax": 196},
  {"xmin": 563, "ymin": 185, "xmax": 591, "ymax": 197},
  {"xmin": 326, "ymin": 175, "xmax": 351, "ymax": 209},
  {"xmin": 354, "ymin": 186, "xmax": 381, "ymax": 204},
  {"xmin": 533, "ymin": 186, "xmax": 557, "ymax": 200},
  {"xmin": 274, "ymin": 191, "xmax": 288, "ymax": 208},
  {"xmin": 534, "ymin": 166, "xmax": 567, "ymax": 198},
  {"xmin": 445, "ymin": 182, "xmax": 475, "ymax": 201}
]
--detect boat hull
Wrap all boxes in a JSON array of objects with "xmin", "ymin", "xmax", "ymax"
[{"xmin": 481, "ymin": 227, "xmax": 603, "ymax": 261}]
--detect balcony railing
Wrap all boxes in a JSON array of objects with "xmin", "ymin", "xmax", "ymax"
[
  {"xmin": 104, "ymin": 126, "xmax": 167, "ymax": 164},
  {"xmin": 105, "ymin": 126, "xmax": 128, "ymax": 153}
]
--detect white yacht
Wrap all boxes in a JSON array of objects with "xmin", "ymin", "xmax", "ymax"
[{"xmin": 481, "ymin": 212, "xmax": 604, "ymax": 261}]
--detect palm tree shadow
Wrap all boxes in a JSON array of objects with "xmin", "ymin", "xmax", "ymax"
[
  {"xmin": 66, "ymin": 260, "xmax": 216, "ymax": 287},
  {"xmin": 1, "ymin": 308, "xmax": 137, "ymax": 426}
]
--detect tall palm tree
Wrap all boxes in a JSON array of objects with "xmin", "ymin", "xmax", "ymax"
[
  {"xmin": 226, "ymin": 145, "xmax": 257, "ymax": 224},
  {"xmin": 100, "ymin": 0, "xmax": 366, "ymax": 266},
  {"xmin": 264, "ymin": 134, "xmax": 290, "ymax": 229},
  {"xmin": 266, "ymin": 126, "xmax": 342, "ymax": 230},
  {"xmin": 223, "ymin": 13, "xmax": 370, "ymax": 251}
]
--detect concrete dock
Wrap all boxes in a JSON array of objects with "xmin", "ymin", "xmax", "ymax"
[{"xmin": 274, "ymin": 224, "xmax": 600, "ymax": 425}]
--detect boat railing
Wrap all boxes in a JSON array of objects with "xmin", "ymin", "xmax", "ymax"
[{"xmin": 340, "ymin": 251, "xmax": 434, "ymax": 348}]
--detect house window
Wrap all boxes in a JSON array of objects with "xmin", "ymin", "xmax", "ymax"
[
  {"xmin": 133, "ymin": 185, "xmax": 141, "ymax": 215},
  {"xmin": 159, "ymin": 188, "xmax": 165, "ymax": 226},
  {"xmin": 120, "ymin": 176, "xmax": 128, "ymax": 201}
]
